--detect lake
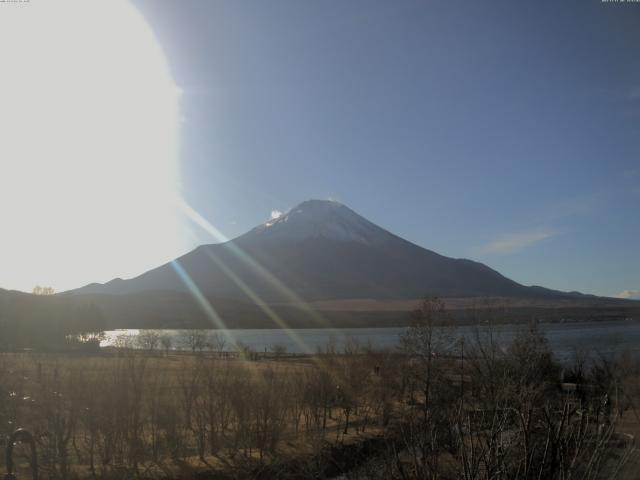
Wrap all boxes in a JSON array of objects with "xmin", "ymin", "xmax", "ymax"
[{"xmin": 103, "ymin": 319, "xmax": 640, "ymax": 362}]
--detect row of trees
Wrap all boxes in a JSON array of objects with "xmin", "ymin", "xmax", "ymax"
[
  {"xmin": 119, "ymin": 330, "xmax": 291, "ymax": 360},
  {"xmin": 0, "ymin": 349, "xmax": 394, "ymax": 478}
]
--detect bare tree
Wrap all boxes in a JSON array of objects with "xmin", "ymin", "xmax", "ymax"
[
  {"xmin": 210, "ymin": 332, "xmax": 227, "ymax": 357},
  {"xmin": 160, "ymin": 333, "xmax": 173, "ymax": 355},
  {"xmin": 32, "ymin": 285, "xmax": 55, "ymax": 295},
  {"xmin": 136, "ymin": 330, "xmax": 161, "ymax": 353},
  {"xmin": 182, "ymin": 329, "xmax": 209, "ymax": 353},
  {"xmin": 270, "ymin": 343, "xmax": 287, "ymax": 358}
]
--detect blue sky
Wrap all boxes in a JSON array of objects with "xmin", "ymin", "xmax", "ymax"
[{"xmin": 133, "ymin": 0, "xmax": 640, "ymax": 298}]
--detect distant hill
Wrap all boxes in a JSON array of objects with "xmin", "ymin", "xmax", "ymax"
[
  {"xmin": 59, "ymin": 199, "xmax": 639, "ymax": 329},
  {"xmin": 0, "ymin": 286, "xmax": 105, "ymax": 349}
]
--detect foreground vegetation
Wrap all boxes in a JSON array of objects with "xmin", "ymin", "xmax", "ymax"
[{"xmin": 0, "ymin": 299, "xmax": 638, "ymax": 479}]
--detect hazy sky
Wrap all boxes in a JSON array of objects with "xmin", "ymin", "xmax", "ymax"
[
  {"xmin": 129, "ymin": 0, "xmax": 639, "ymax": 298},
  {"xmin": 1, "ymin": 1, "xmax": 637, "ymax": 296}
]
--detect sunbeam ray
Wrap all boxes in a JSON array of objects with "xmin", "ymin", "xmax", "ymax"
[
  {"xmin": 202, "ymin": 249, "xmax": 314, "ymax": 355},
  {"xmin": 170, "ymin": 260, "xmax": 235, "ymax": 347},
  {"xmin": 178, "ymin": 198, "xmax": 336, "ymax": 330}
]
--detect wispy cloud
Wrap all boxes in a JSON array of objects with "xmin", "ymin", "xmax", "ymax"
[
  {"xmin": 480, "ymin": 229, "xmax": 557, "ymax": 255},
  {"xmin": 616, "ymin": 290, "xmax": 640, "ymax": 300}
]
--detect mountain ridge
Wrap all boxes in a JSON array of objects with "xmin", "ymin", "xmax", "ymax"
[{"xmin": 71, "ymin": 199, "xmax": 572, "ymax": 301}]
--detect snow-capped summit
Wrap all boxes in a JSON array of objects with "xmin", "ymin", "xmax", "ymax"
[{"xmin": 247, "ymin": 199, "xmax": 395, "ymax": 246}]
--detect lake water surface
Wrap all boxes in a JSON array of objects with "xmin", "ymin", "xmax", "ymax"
[{"xmin": 103, "ymin": 320, "xmax": 640, "ymax": 362}]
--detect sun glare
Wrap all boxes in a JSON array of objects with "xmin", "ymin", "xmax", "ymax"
[{"xmin": 0, "ymin": 1, "xmax": 184, "ymax": 292}]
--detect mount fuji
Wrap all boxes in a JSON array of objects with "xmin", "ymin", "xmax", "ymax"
[
  {"xmin": 65, "ymin": 200, "xmax": 634, "ymax": 328},
  {"xmin": 74, "ymin": 200, "xmax": 534, "ymax": 300}
]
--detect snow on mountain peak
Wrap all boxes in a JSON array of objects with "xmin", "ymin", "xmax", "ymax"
[{"xmin": 249, "ymin": 200, "xmax": 394, "ymax": 245}]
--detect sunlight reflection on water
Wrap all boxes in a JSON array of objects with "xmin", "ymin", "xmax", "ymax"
[{"xmin": 102, "ymin": 320, "xmax": 640, "ymax": 362}]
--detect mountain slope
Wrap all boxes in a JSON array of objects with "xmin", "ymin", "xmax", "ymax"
[{"xmin": 73, "ymin": 199, "xmax": 537, "ymax": 301}]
